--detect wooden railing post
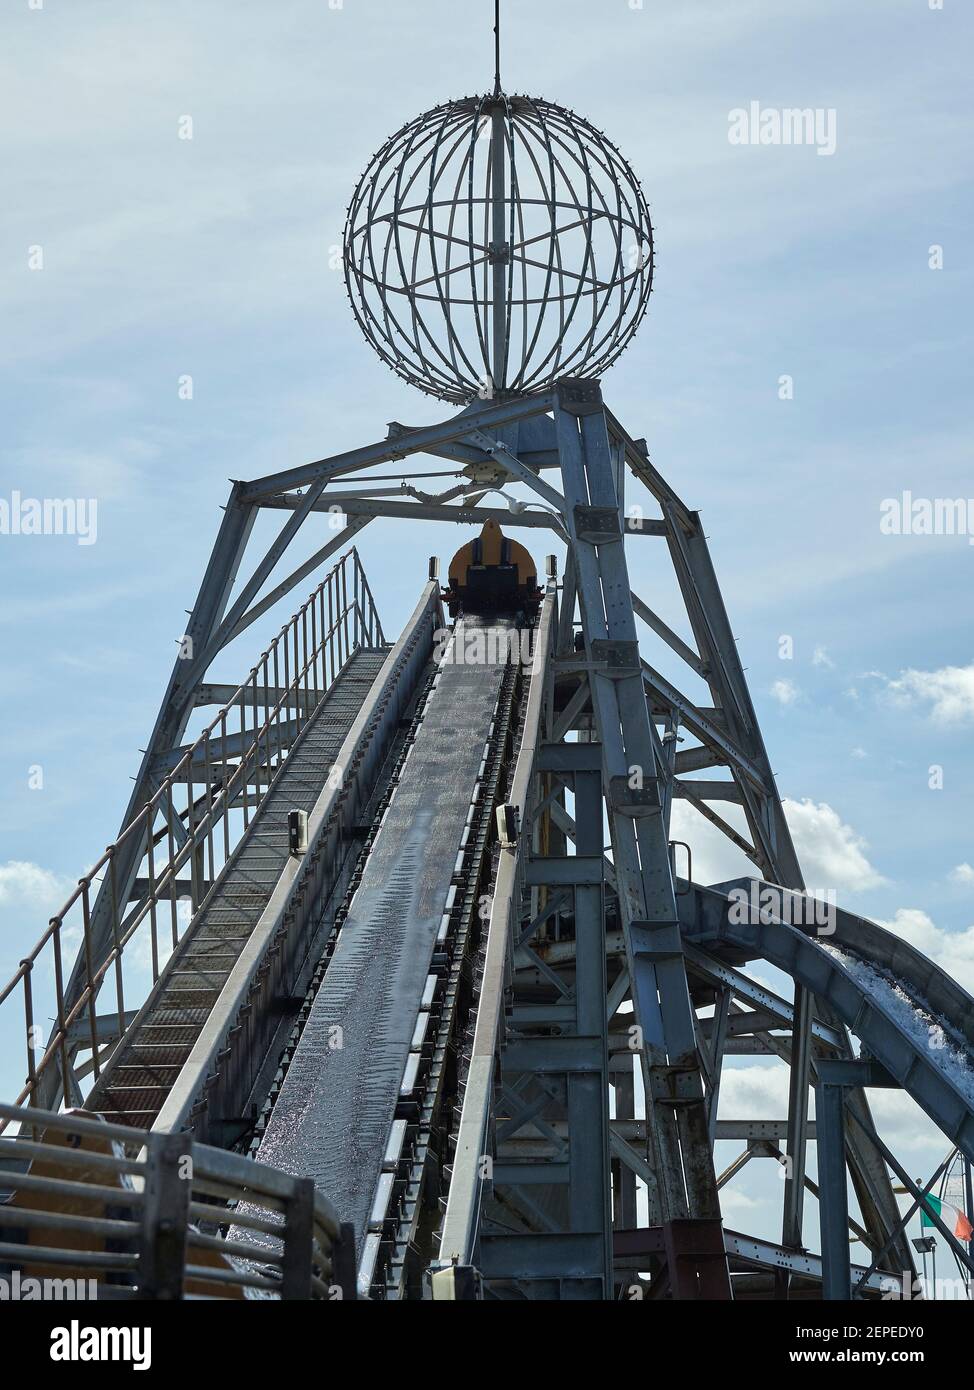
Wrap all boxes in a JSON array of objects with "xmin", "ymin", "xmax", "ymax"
[
  {"xmin": 281, "ymin": 1176, "xmax": 316, "ymax": 1300},
  {"xmin": 139, "ymin": 1132, "xmax": 191, "ymax": 1300}
]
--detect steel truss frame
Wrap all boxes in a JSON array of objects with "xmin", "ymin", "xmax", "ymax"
[{"xmin": 54, "ymin": 377, "xmax": 972, "ymax": 1299}]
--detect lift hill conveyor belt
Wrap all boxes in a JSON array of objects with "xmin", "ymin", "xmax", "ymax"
[{"xmin": 253, "ymin": 617, "xmax": 526, "ymax": 1290}]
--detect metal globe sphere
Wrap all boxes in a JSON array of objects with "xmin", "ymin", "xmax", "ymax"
[{"xmin": 343, "ymin": 93, "xmax": 654, "ymax": 405}]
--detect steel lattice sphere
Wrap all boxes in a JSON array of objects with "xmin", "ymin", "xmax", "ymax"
[{"xmin": 343, "ymin": 93, "xmax": 654, "ymax": 404}]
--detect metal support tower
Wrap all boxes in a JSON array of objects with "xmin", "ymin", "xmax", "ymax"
[
  {"xmin": 555, "ymin": 382, "xmax": 728, "ymax": 1292},
  {"xmin": 22, "ymin": 381, "xmax": 974, "ymax": 1299},
  {"xmin": 7, "ymin": 10, "xmax": 972, "ymax": 1300}
]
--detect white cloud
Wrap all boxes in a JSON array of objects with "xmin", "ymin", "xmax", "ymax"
[
  {"xmin": 851, "ymin": 747, "xmax": 867, "ymax": 759},
  {"xmin": 884, "ymin": 663, "xmax": 974, "ymax": 726},
  {"xmin": 0, "ymin": 861, "xmax": 72, "ymax": 913},
  {"xmin": 770, "ymin": 678, "xmax": 800, "ymax": 707},
  {"xmin": 782, "ymin": 798, "xmax": 886, "ymax": 892},
  {"xmin": 669, "ymin": 800, "xmax": 755, "ymax": 887},
  {"xmin": 670, "ymin": 795, "xmax": 886, "ymax": 896},
  {"xmin": 950, "ymin": 863, "xmax": 974, "ymax": 886},
  {"xmin": 0, "ymin": 862, "xmax": 76, "ymax": 976},
  {"xmin": 718, "ymin": 1063, "xmax": 791, "ymax": 1118},
  {"xmin": 812, "ymin": 645, "xmax": 833, "ymax": 668},
  {"xmin": 719, "ymin": 1058, "xmax": 943, "ymax": 1157},
  {"xmin": 716, "ymin": 1187, "xmax": 762, "ymax": 1215},
  {"xmin": 880, "ymin": 908, "xmax": 974, "ymax": 997},
  {"xmin": 861, "ymin": 1085, "xmax": 945, "ymax": 1155}
]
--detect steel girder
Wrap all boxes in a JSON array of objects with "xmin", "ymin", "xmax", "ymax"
[
  {"xmin": 551, "ymin": 380, "xmax": 730, "ymax": 1297},
  {"xmin": 54, "ymin": 393, "xmax": 569, "ymax": 1116},
  {"xmin": 43, "ymin": 488, "xmax": 258, "ymax": 1110},
  {"xmin": 677, "ymin": 879, "xmax": 974, "ymax": 1284},
  {"xmin": 435, "ymin": 583, "xmax": 612, "ymax": 1294},
  {"xmin": 460, "ymin": 384, "xmax": 909, "ymax": 1295},
  {"xmin": 52, "ymin": 379, "xmax": 943, "ymax": 1298},
  {"xmin": 589, "ymin": 409, "xmax": 907, "ymax": 1283}
]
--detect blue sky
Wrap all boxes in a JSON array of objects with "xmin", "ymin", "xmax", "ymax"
[{"xmin": 1, "ymin": 0, "xmax": 972, "ymax": 1269}]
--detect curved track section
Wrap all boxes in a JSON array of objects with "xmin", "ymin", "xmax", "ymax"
[{"xmin": 681, "ymin": 879, "xmax": 974, "ymax": 1162}]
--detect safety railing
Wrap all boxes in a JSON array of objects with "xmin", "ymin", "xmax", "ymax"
[
  {"xmin": 0, "ymin": 1101, "xmax": 354, "ymax": 1300},
  {"xmin": 434, "ymin": 582, "xmax": 556, "ymax": 1273},
  {"xmin": 0, "ymin": 548, "xmax": 384, "ymax": 1123}
]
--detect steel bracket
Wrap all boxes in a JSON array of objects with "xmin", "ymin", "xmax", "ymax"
[
  {"xmin": 574, "ymin": 506, "xmax": 621, "ymax": 545},
  {"xmin": 590, "ymin": 637, "xmax": 639, "ymax": 674},
  {"xmin": 557, "ymin": 378, "xmax": 603, "ymax": 415},
  {"xmin": 608, "ymin": 774, "xmax": 660, "ymax": 817},
  {"xmin": 628, "ymin": 919, "xmax": 684, "ymax": 962}
]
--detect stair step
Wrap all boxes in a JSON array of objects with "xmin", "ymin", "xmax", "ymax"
[
  {"xmin": 86, "ymin": 646, "xmax": 392, "ymax": 1105},
  {"xmin": 139, "ymin": 1009, "xmax": 210, "ymax": 1028},
  {"xmin": 94, "ymin": 1111, "xmax": 160, "ymax": 1128},
  {"xmin": 124, "ymin": 1045, "xmax": 193, "ymax": 1067},
  {"xmin": 182, "ymin": 944, "xmax": 240, "ymax": 962},
  {"xmin": 113, "ymin": 1065, "xmax": 183, "ymax": 1087},
  {"xmin": 159, "ymin": 987, "xmax": 221, "ymax": 1009},
  {"xmin": 102, "ymin": 1086, "xmax": 169, "ymax": 1110},
  {"xmin": 192, "ymin": 922, "xmax": 264, "ymax": 941},
  {"xmin": 168, "ymin": 970, "xmax": 229, "ymax": 985}
]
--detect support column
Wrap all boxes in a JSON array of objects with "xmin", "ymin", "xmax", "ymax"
[
  {"xmin": 554, "ymin": 379, "xmax": 730, "ymax": 1297},
  {"xmin": 817, "ymin": 1073, "xmax": 851, "ymax": 1301},
  {"xmin": 568, "ymin": 761, "xmax": 613, "ymax": 1286}
]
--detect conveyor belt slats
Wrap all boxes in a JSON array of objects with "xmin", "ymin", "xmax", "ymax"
[{"xmin": 253, "ymin": 621, "xmax": 517, "ymax": 1265}]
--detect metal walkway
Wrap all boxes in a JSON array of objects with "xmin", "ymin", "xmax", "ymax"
[
  {"xmin": 253, "ymin": 619, "xmax": 520, "ymax": 1287},
  {"xmin": 86, "ymin": 648, "xmax": 389, "ymax": 1129}
]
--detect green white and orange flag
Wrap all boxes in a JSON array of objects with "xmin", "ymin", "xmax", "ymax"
[{"xmin": 920, "ymin": 1195, "xmax": 974, "ymax": 1240}]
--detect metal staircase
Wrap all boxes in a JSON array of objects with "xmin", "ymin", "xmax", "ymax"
[{"xmin": 84, "ymin": 649, "xmax": 388, "ymax": 1130}]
